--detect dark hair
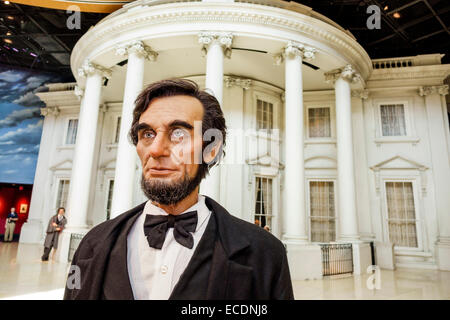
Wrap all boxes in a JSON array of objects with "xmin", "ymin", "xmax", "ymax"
[
  {"xmin": 129, "ymin": 78, "xmax": 227, "ymax": 180},
  {"xmin": 57, "ymin": 207, "xmax": 65, "ymax": 213}
]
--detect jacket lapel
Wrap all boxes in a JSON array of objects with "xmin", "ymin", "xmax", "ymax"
[{"xmin": 101, "ymin": 209, "xmax": 141, "ymax": 300}]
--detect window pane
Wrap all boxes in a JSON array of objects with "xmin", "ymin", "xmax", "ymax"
[
  {"xmin": 106, "ymin": 180, "xmax": 114, "ymax": 220},
  {"xmin": 386, "ymin": 182, "xmax": 418, "ymax": 247},
  {"xmin": 310, "ymin": 181, "xmax": 335, "ymax": 242},
  {"xmin": 308, "ymin": 108, "xmax": 331, "ymax": 138},
  {"xmin": 254, "ymin": 177, "xmax": 273, "ymax": 229},
  {"xmin": 56, "ymin": 180, "xmax": 70, "ymax": 209},
  {"xmin": 381, "ymin": 104, "xmax": 406, "ymax": 136},
  {"xmin": 256, "ymin": 99, "xmax": 274, "ymax": 130},
  {"xmin": 115, "ymin": 117, "xmax": 121, "ymax": 143},
  {"xmin": 66, "ymin": 119, "xmax": 78, "ymax": 144}
]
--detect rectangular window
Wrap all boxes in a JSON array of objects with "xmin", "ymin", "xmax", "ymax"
[
  {"xmin": 65, "ymin": 119, "xmax": 78, "ymax": 145},
  {"xmin": 56, "ymin": 179, "xmax": 70, "ymax": 209},
  {"xmin": 309, "ymin": 181, "xmax": 336, "ymax": 243},
  {"xmin": 256, "ymin": 99, "xmax": 273, "ymax": 130},
  {"xmin": 106, "ymin": 180, "xmax": 114, "ymax": 220},
  {"xmin": 308, "ymin": 107, "xmax": 331, "ymax": 138},
  {"xmin": 380, "ymin": 104, "xmax": 407, "ymax": 136},
  {"xmin": 254, "ymin": 177, "xmax": 273, "ymax": 229},
  {"xmin": 386, "ymin": 182, "xmax": 418, "ymax": 248},
  {"xmin": 115, "ymin": 116, "xmax": 121, "ymax": 143}
]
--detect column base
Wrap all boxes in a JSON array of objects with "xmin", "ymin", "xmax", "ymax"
[
  {"xmin": 436, "ymin": 239, "xmax": 450, "ymax": 271},
  {"xmin": 283, "ymin": 241, "xmax": 322, "ymax": 280},
  {"xmin": 374, "ymin": 241, "xmax": 396, "ymax": 270},
  {"xmin": 337, "ymin": 235, "xmax": 361, "ymax": 243},
  {"xmin": 282, "ymin": 234, "xmax": 309, "ymax": 244},
  {"xmin": 19, "ymin": 219, "xmax": 43, "ymax": 244},
  {"xmin": 55, "ymin": 227, "xmax": 90, "ymax": 263},
  {"xmin": 351, "ymin": 242, "xmax": 372, "ymax": 275}
]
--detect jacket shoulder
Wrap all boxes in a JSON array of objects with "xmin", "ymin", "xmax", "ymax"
[
  {"xmin": 74, "ymin": 202, "xmax": 146, "ymax": 259},
  {"xmin": 228, "ymin": 214, "xmax": 286, "ymax": 253}
]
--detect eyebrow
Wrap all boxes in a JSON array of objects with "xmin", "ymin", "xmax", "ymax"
[{"xmin": 135, "ymin": 120, "xmax": 194, "ymax": 134}]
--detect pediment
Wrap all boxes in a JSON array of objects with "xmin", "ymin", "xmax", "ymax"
[
  {"xmin": 246, "ymin": 153, "xmax": 284, "ymax": 169},
  {"xmin": 50, "ymin": 159, "xmax": 72, "ymax": 171},
  {"xmin": 305, "ymin": 156, "xmax": 337, "ymax": 169},
  {"xmin": 370, "ymin": 155, "xmax": 428, "ymax": 170}
]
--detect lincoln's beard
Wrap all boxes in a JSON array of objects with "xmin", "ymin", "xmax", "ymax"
[{"xmin": 140, "ymin": 167, "xmax": 203, "ymax": 205}]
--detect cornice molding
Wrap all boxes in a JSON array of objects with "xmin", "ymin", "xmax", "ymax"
[
  {"xmin": 72, "ymin": 2, "xmax": 372, "ymax": 80},
  {"xmin": 115, "ymin": 40, "xmax": 158, "ymax": 61},
  {"xmin": 369, "ymin": 65, "xmax": 450, "ymax": 81}
]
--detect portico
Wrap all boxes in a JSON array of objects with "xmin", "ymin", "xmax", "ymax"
[{"xmin": 20, "ymin": 0, "xmax": 450, "ymax": 277}]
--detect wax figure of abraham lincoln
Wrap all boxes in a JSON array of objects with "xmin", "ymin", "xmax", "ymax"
[{"xmin": 64, "ymin": 78, "xmax": 294, "ymax": 300}]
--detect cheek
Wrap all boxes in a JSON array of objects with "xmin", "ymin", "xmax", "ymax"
[{"xmin": 136, "ymin": 143, "xmax": 147, "ymax": 165}]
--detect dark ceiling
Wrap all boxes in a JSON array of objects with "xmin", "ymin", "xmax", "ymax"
[{"xmin": 0, "ymin": 0, "xmax": 448, "ymax": 80}]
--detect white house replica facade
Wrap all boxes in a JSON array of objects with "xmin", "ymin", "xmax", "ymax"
[{"xmin": 19, "ymin": 0, "xmax": 450, "ymax": 279}]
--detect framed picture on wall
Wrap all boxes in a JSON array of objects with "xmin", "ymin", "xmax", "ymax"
[{"xmin": 20, "ymin": 204, "xmax": 28, "ymax": 214}]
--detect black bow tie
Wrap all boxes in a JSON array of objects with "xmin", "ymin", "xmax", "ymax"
[{"xmin": 143, "ymin": 210, "xmax": 198, "ymax": 249}]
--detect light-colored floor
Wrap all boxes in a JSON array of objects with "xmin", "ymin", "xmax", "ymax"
[{"xmin": 1, "ymin": 242, "xmax": 449, "ymax": 300}]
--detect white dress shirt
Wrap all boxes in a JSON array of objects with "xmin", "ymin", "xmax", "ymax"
[{"xmin": 127, "ymin": 194, "xmax": 212, "ymax": 300}]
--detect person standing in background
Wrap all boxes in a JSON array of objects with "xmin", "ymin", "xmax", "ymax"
[
  {"xmin": 41, "ymin": 207, "xmax": 67, "ymax": 261},
  {"xmin": 4, "ymin": 207, "xmax": 18, "ymax": 242}
]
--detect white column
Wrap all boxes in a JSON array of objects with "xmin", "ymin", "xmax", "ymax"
[
  {"xmin": 420, "ymin": 85, "xmax": 450, "ymax": 271},
  {"xmin": 65, "ymin": 61, "xmax": 111, "ymax": 230},
  {"xmin": 198, "ymin": 32, "xmax": 233, "ymax": 202},
  {"xmin": 19, "ymin": 107, "xmax": 60, "ymax": 243},
  {"xmin": 280, "ymin": 41, "xmax": 315, "ymax": 244},
  {"xmin": 110, "ymin": 41, "xmax": 158, "ymax": 218},
  {"xmin": 326, "ymin": 65, "xmax": 361, "ymax": 242}
]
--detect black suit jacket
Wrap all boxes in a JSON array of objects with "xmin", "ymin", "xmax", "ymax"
[{"xmin": 64, "ymin": 195, "xmax": 294, "ymax": 300}]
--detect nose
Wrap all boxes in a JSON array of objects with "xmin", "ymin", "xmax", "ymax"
[{"xmin": 147, "ymin": 131, "xmax": 171, "ymax": 159}]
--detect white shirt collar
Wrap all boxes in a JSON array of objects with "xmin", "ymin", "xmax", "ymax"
[{"xmin": 142, "ymin": 194, "xmax": 210, "ymax": 232}]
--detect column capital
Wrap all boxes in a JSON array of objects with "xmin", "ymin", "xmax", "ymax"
[
  {"xmin": 351, "ymin": 89, "xmax": 369, "ymax": 100},
  {"xmin": 419, "ymin": 85, "xmax": 449, "ymax": 96},
  {"xmin": 325, "ymin": 64, "xmax": 361, "ymax": 84},
  {"xmin": 115, "ymin": 40, "xmax": 158, "ymax": 61},
  {"xmin": 40, "ymin": 107, "xmax": 60, "ymax": 117},
  {"xmin": 224, "ymin": 75, "xmax": 252, "ymax": 90},
  {"xmin": 78, "ymin": 60, "xmax": 112, "ymax": 79},
  {"xmin": 74, "ymin": 85, "xmax": 84, "ymax": 101},
  {"xmin": 198, "ymin": 31, "xmax": 233, "ymax": 58},
  {"xmin": 273, "ymin": 41, "xmax": 316, "ymax": 65}
]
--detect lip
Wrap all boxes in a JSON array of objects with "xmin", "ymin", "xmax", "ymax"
[{"xmin": 148, "ymin": 168, "xmax": 177, "ymax": 175}]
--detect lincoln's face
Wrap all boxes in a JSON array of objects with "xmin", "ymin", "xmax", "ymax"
[{"xmin": 136, "ymin": 95, "xmax": 204, "ymax": 187}]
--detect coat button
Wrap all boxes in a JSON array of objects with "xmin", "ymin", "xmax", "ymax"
[{"xmin": 161, "ymin": 265, "xmax": 168, "ymax": 274}]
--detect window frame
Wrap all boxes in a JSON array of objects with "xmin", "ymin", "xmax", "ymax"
[
  {"xmin": 104, "ymin": 178, "xmax": 115, "ymax": 221},
  {"xmin": 252, "ymin": 91, "xmax": 280, "ymax": 134},
  {"xmin": 382, "ymin": 178, "xmax": 423, "ymax": 252},
  {"xmin": 55, "ymin": 178, "xmax": 70, "ymax": 212},
  {"xmin": 253, "ymin": 175, "xmax": 274, "ymax": 229},
  {"xmin": 63, "ymin": 117, "xmax": 79, "ymax": 146},
  {"xmin": 114, "ymin": 115, "xmax": 121, "ymax": 144},
  {"xmin": 305, "ymin": 103, "xmax": 335, "ymax": 141},
  {"xmin": 373, "ymin": 98, "xmax": 419, "ymax": 144},
  {"xmin": 307, "ymin": 178, "xmax": 338, "ymax": 243}
]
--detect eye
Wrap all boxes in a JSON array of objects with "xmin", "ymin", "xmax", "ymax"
[
  {"xmin": 142, "ymin": 130, "xmax": 155, "ymax": 139},
  {"xmin": 170, "ymin": 128, "xmax": 187, "ymax": 142}
]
